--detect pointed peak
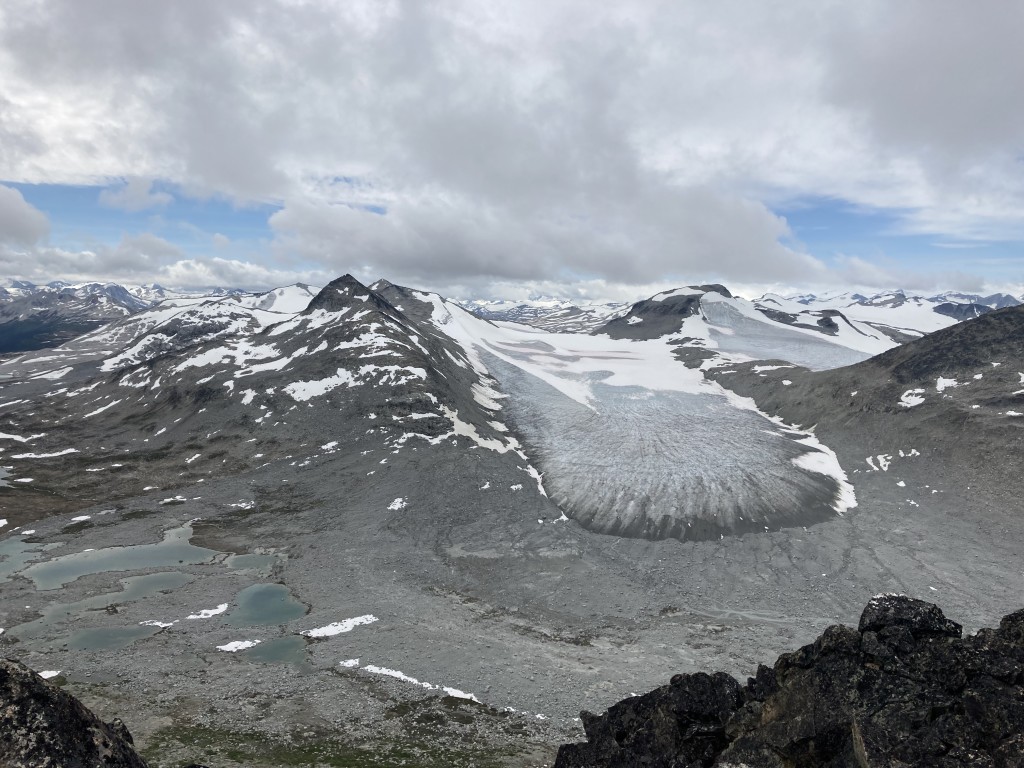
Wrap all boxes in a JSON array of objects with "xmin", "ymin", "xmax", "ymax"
[{"xmin": 305, "ymin": 274, "xmax": 397, "ymax": 314}]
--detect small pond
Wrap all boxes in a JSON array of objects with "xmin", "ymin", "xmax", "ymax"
[
  {"xmin": 19, "ymin": 524, "xmax": 220, "ymax": 590},
  {"xmin": 242, "ymin": 635, "xmax": 311, "ymax": 670},
  {"xmin": 67, "ymin": 624, "xmax": 162, "ymax": 651},
  {"xmin": 226, "ymin": 583, "xmax": 307, "ymax": 627}
]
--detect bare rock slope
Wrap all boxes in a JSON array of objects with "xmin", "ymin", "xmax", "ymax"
[{"xmin": 555, "ymin": 595, "xmax": 1024, "ymax": 767}]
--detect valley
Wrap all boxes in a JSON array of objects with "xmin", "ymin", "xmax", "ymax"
[{"xmin": 0, "ymin": 277, "xmax": 1022, "ymax": 766}]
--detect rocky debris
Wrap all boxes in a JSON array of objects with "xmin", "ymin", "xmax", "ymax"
[
  {"xmin": 0, "ymin": 658, "xmax": 148, "ymax": 768},
  {"xmin": 555, "ymin": 595, "xmax": 1024, "ymax": 767}
]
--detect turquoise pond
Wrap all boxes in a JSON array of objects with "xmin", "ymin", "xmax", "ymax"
[
  {"xmin": 17, "ymin": 525, "xmax": 220, "ymax": 590},
  {"xmin": 227, "ymin": 583, "xmax": 307, "ymax": 627}
]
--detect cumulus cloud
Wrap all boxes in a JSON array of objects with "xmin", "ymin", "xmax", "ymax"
[
  {"xmin": 0, "ymin": 1, "xmax": 1020, "ymax": 290},
  {"xmin": 0, "ymin": 184, "xmax": 48, "ymax": 246},
  {"xmin": 0, "ymin": 236, "xmax": 325, "ymax": 292}
]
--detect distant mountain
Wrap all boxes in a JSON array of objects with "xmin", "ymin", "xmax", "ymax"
[
  {"xmin": 591, "ymin": 284, "xmax": 1022, "ymax": 372},
  {"xmin": 929, "ymin": 290, "xmax": 1021, "ymax": 309},
  {"xmin": 0, "ymin": 280, "xmax": 310, "ymax": 356},
  {"xmin": 460, "ymin": 295, "xmax": 631, "ymax": 333},
  {"xmin": 0, "ymin": 282, "xmax": 152, "ymax": 354},
  {"xmin": 594, "ymin": 284, "xmax": 910, "ymax": 370},
  {"xmin": 762, "ymin": 289, "xmax": 1021, "ymax": 342}
]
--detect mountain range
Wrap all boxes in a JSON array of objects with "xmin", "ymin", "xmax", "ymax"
[
  {"xmin": 0, "ymin": 274, "xmax": 1022, "ymax": 765},
  {"xmin": 1, "ymin": 277, "xmax": 1019, "ymax": 356}
]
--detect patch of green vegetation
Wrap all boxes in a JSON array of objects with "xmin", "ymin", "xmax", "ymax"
[{"xmin": 141, "ymin": 724, "xmax": 521, "ymax": 768}]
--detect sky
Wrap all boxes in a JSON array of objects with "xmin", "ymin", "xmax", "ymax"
[{"xmin": 0, "ymin": 0, "xmax": 1022, "ymax": 302}]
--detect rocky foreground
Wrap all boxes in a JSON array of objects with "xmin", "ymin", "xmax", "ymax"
[
  {"xmin": 556, "ymin": 595, "xmax": 1024, "ymax": 767},
  {"xmin": 4, "ymin": 595, "xmax": 1024, "ymax": 767},
  {"xmin": 0, "ymin": 658, "xmax": 148, "ymax": 767}
]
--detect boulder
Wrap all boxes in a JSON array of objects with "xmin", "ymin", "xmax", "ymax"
[
  {"xmin": 555, "ymin": 595, "xmax": 1024, "ymax": 767},
  {"xmin": 0, "ymin": 658, "xmax": 148, "ymax": 768}
]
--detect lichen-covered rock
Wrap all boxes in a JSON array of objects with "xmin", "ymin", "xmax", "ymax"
[
  {"xmin": 555, "ymin": 595, "xmax": 1024, "ymax": 767},
  {"xmin": 0, "ymin": 658, "xmax": 148, "ymax": 768}
]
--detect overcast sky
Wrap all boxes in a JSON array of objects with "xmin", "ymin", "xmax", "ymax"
[{"xmin": 0, "ymin": 0, "xmax": 1022, "ymax": 300}]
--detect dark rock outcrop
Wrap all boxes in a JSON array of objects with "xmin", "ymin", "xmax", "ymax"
[
  {"xmin": 0, "ymin": 658, "xmax": 148, "ymax": 768},
  {"xmin": 555, "ymin": 595, "xmax": 1024, "ymax": 767},
  {"xmin": 934, "ymin": 301, "xmax": 993, "ymax": 321},
  {"xmin": 597, "ymin": 285, "xmax": 732, "ymax": 340}
]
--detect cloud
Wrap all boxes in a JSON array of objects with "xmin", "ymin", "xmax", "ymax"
[
  {"xmin": 0, "ymin": 184, "xmax": 48, "ymax": 246},
  {"xmin": 99, "ymin": 178, "xmax": 174, "ymax": 212},
  {"xmin": 269, "ymin": 185, "xmax": 825, "ymax": 289},
  {"xmin": 0, "ymin": 233, "xmax": 179, "ymax": 281},
  {"xmin": 0, "ymin": 1, "xmax": 1021, "ymax": 290},
  {"xmin": 834, "ymin": 254, "xmax": 988, "ymax": 294},
  {"xmin": 0, "ymin": 234, "xmax": 325, "ymax": 292},
  {"xmin": 158, "ymin": 257, "xmax": 327, "ymax": 291}
]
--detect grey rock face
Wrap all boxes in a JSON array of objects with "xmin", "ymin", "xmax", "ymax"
[
  {"xmin": 0, "ymin": 658, "xmax": 148, "ymax": 768},
  {"xmin": 555, "ymin": 595, "xmax": 1024, "ymax": 768}
]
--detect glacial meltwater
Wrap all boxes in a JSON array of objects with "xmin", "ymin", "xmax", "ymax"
[
  {"xmin": 10, "ymin": 571, "xmax": 193, "ymax": 641},
  {"xmin": 19, "ymin": 524, "xmax": 220, "ymax": 590},
  {"xmin": 226, "ymin": 583, "xmax": 307, "ymax": 626},
  {"xmin": 242, "ymin": 635, "xmax": 311, "ymax": 669}
]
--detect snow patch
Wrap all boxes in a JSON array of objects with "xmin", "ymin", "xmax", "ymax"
[
  {"xmin": 217, "ymin": 640, "xmax": 260, "ymax": 652},
  {"xmin": 0, "ymin": 432, "xmax": 45, "ymax": 443},
  {"xmin": 83, "ymin": 399, "xmax": 122, "ymax": 418},
  {"xmin": 187, "ymin": 603, "xmax": 229, "ymax": 620},
  {"xmin": 284, "ymin": 369, "xmax": 355, "ymax": 401},
  {"xmin": 301, "ymin": 614, "xmax": 378, "ymax": 638},
  {"xmin": 899, "ymin": 389, "xmax": 926, "ymax": 408},
  {"xmin": 361, "ymin": 665, "xmax": 480, "ymax": 702},
  {"xmin": 11, "ymin": 449, "xmax": 78, "ymax": 459}
]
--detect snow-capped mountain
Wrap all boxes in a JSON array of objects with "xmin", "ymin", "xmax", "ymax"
[
  {"xmin": 460, "ymin": 296, "xmax": 631, "ymax": 333},
  {"xmin": 928, "ymin": 291, "xmax": 1020, "ymax": 309},
  {"xmin": 595, "ymin": 284, "xmax": 908, "ymax": 369},
  {"xmin": 0, "ymin": 280, "xmax": 311, "ymax": 355},
  {"xmin": 760, "ymin": 289, "xmax": 1021, "ymax": 340},
  {"xmin": 0, "ymin": 281, "xmax": 154, "ymax": 354}
]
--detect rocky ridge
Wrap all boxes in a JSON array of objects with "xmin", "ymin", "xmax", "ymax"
[
  {"xmin": 555, "ymin": 595, "xmax": 1024, "ymax": 767},
  {"xmin": 0, "ymin": 658, "xmax": 148, "ymax": 768}
]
